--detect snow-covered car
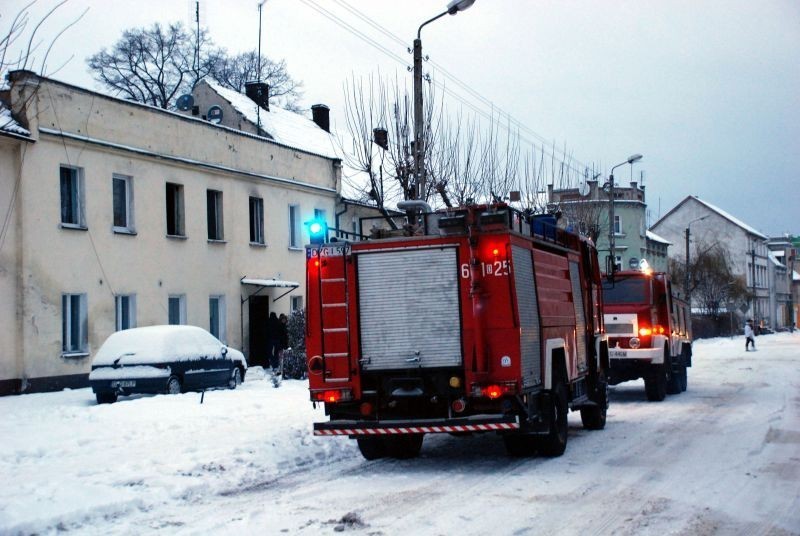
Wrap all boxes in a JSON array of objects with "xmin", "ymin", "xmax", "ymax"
[{"xmin": 89, "ymin": 325, "xmax": 247, "ymax": 404}]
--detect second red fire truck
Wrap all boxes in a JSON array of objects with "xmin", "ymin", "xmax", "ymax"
[
  {"xmin": 602, "ymin": 269, "xmax": 693, "ymax": 401},
  {"xmin": 305, "ymin": 204, "xmax": 609, "ymax": 459}
]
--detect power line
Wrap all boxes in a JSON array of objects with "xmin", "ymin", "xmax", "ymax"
[{"xmin": 309, "ymin": 0, "xmax": 595, "ymax": 176}]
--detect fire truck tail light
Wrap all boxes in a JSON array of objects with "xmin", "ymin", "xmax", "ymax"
[
  {"xmin": 451, "ymin": 398, "xmax": 467, "ymax": 413},
  {"xmin": 655, "ymin": 325, "xmax": 665, "ymax": 335},
  {"xmin": 639, "ymin": 327, "xmax": 652, "ymax": 337},
  {"xmin": 449, "ymin": 376, "xmax": 462, "ymax": 389},
  {"xmin": 312, "ymin": 389, "xmax": 353, "ymax": 403},
  {"xmin": 492, "ymin": 247, "xmax": 500, "ymax": 256},
  {"xmin": 485, "ymin": 385, "xmax": 503, "ymax": 399},
  {"xmin": 472, "ymin": 382, "xmax": 517, "ymax": 399}
]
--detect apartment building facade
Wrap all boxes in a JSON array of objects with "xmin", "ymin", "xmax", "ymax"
[{"xmin": 0, "ymin": 71, "xmax": 341, "ymax": 394}]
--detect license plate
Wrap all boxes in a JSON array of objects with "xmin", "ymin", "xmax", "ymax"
[
  {"xmin": 111, "ymin": 380, "xmax": 136, "ymax": 388},
  {"xmin": 610, "ymin": 350, "xmax": 628, "ymax": 358}
]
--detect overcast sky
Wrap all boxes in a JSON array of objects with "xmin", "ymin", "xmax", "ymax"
[{"xmin": 5, "ymin": 0, "xmax": 799, "ymax": 236}]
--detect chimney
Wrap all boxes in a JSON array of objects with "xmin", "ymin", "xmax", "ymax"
[
  {"xmin": 311, "ymin": 104, "xmax": 330, "ymax": 132},
  {"xmin": 373, "ymin": 127, "xmax": 388, "ymax": 150},
  {"xmin": 244, "ymin": 81, "xmax": 269, "ymax": 111}
]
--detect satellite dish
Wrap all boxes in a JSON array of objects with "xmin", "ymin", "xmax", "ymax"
[
  {"xmin": 578, "ymin": 180, "xmax": 590, "ymax": 196},
  {"xmin": 176, "ymin": 94, "xmax": 194, "ymax": 111},
  {"xmin": 207, "ymin": 105, "xmax": 223, "ymax": 124}
]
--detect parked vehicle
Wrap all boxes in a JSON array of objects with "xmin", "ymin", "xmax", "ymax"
[
  {"xmin": 89, "ymin": 325, "xmax": 246, "ymax": 404},
  {"xmin": 602, "ymin": 270, "xmax": 692, "ymax": 401},
  {"xmin": 305, "ymin": 204, "xmax": 609, "ymax": 459}
]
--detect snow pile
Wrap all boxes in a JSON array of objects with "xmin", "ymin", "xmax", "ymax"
[{"xmin": 0, "ymin": 103, "xmax": 30, "ymax": 136}]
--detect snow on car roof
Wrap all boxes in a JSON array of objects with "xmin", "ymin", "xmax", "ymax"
[{"xmin": 93, "ymin": 325, "xmax": 222, "ymax": 366}]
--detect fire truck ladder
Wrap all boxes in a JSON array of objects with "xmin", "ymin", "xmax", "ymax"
[{"xmin": 319, "ymin": 253, "xmax": 350, "ymax": 381}]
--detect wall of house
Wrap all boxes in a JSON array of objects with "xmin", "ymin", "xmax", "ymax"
[
  {"xmin": 3, "ymin": 73, "xmax": 339, "ymax": 391},
  {"xmin": 0, "ymin": 138, "xmax": 24, "ymax": 390}
]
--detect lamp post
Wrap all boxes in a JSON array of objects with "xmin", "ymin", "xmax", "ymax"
[
  {"xmin": 413, "ymin": 0, "xmax": 476, "ymax": 201},
  {"xmin": 684, "ymin": 215, "xmax": 709, "ymax": 304},
  {"xmin": 606, "ymin": 154, "xmax": 642, "ymax": 276}
]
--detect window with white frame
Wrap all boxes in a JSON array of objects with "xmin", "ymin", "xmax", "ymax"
[
  {"xmin": 62, "ymin": 293, "xmax": 88, "ymax": 355},
  {"xmin": 112, "ymin": 174, "xmax": 135, "ymax": 232},
  {"xmin": 209, "ymin": 295, "xmax": 226, "ymax": 342},
  {"xmin": 60, "ymin": 165, "xmax": 86, "ymax": 227},
  {"xmin": 249, "ymin": 196, "xmax": 265, "ymax": 244},
  {"xmin": 168, "ymin": 294, "xmax": 187, "ymax": 325},
  {"xmin": 291, "ymin": 295, "xmax": 303, "ymax": 312},
  {"xmin": 166, "ymin": 182, "xmax": 185, "ymax": 236},
  {"xmin": 288, "ymin": 204, "xmax": 301, "ymax": 248},
  {"xmin": 613, "ymin": 215, "xmax": 622, "ymax": 235},
  {"xmin": 207, "ymin": 189, "xmax": 224, "ymax": 240},
  {"xmin": 614, "ymin": 255, "xmax": 623, "ymax": 272},
  {"xmin": 115, "ymin": 294, "xmax": 137, "ymax": 331}
]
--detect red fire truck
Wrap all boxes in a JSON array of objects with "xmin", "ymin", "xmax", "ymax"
[
  {"xmin": 305, "ymin": 204, "xmax": 609, "ymax": 459},
  {"xmin": 602, "ymin": 269, "xmax": 693, "ymax": 401}
]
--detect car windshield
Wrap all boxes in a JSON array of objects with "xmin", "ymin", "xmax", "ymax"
[{"xmin": 603, "ymin": 277, "xmax": 648, "ymax": 304}]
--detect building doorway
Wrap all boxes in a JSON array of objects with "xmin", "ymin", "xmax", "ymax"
[{"xmin": 249, "ymin": 296, "xmax": 270, "ymax": 368}]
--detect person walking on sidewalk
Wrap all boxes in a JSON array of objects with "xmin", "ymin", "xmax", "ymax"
[{"xmin": 744, "ymin": 319, "xmax": 756, "ymax": 351}]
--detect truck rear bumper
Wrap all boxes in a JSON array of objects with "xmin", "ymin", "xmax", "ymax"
[{"xmin": 314, "ymin": 414, "xmax": 520, "ymax": 436}]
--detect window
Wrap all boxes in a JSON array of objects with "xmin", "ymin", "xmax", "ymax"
[
  {"xmin": 112, "ymin": 174, "xmax": 134, "ymax": 232},
  {"xmin": 60, "ymin": 166, "xmax": 85, "ymax": 227},
  {"xmin": 168, "ymin": 295, "xmax": 186, "ymax": 325},
  {"xmin": 209, "ymin": 295, "xmax": 226, "ymax": 342},
  {"xmin": 207, "ymin": 189, "xmax": 224, "ymax": 240},
  {"xmin": 166, "ymin": 183, "xmax": 185, "ymax": 236},
  {"xmin": 249, "ymin": 197, "xmax": 265, "ymax": 244},
  {"xmin": 613, "ymin": 215, "xmax": 622, "ymax": 235},
  {"xmin": 115, "ymin": 294, "xmax": 137, "ymax": 331},
  {"xmin": 62, "ymin": 293, "xmax": 88, "ymax": 355},
  {"xmin": 291, "ymin": 296, "xmax": 303, "ymax": 312},
  {"xmin": 289, "ymin": 204, "xmax": 300, "ymax": 248},
  {"xmin": 614, "ymin": 255, "xmax": 622, "ymax": 272}
]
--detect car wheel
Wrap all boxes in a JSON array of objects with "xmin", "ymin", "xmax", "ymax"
[
  {"xmin": 580, "ymin": 370, "xmax": 608, "ymax": 430},
  {"xmin": 96, "ymin": 392, "xmax": 117, "ymax": 404},
  {"xmin": 166, "ymin": 376, "xmax": 182, "ymax": 395},
  {"xmin": 645, "ymin": 361, "xmax": 668, "ymax": 401},
  {"xmin": 228, "ymin": 367, "xmax": 242, "ymax": 389}
]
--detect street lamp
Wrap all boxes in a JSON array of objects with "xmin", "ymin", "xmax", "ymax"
[
  {"xmin": 606, "ymin": 153, "xmax": 642, "ymax": 276},
  {"xmin": 685, "ymin": 215, "xmax": 709, "ymax": 303},
  {"xmin": 413, "ymin": 0, "xmax": 476, "ymax": 202}
]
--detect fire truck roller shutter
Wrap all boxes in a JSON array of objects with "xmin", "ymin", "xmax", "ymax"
[
  {"xmin": 357, "ymin": 247, "xmax": 462, "ymax": 370},
  {"xmin": 569, "ymin": 261, "xmax": 588, "ymax": 372},
  {"xmin": 512, "ymin": 245, "xmax": 541, "ymax": 387}
]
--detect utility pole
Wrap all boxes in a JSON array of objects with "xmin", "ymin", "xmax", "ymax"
[
  {"xmin": 751, "ymin": 245, "xmax": 757, "ymax": 327},
  {"xmin": 685, "ymin": 227, "xmax": 690, "ymax": 300}
]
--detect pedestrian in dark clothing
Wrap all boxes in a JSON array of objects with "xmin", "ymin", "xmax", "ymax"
[
  {"xmin": 279, "ymin": 314, "xmax": 289, "ymax": 351},
  {"xmin": 267, "ymin": 312, "xmax": 282, "ymax": 372},
  {"xmin": 744, "ymin": 319, "xmax": 756, "ymax": 351}
]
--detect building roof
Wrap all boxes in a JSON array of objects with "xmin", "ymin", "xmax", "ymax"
[
  {"xmin": 654, "ymin": 195, "xmax": 768, "ymax": 240},
  {"xmin": 0, "ymin": 102, "xmax": 31, "ymax": 138},
  {"xmin": 646, "ymin": 229, "xmax": 671, "ymax": 245},
  {"xmin": 201, "ymin": 78, "xmax": 339, "ymax": 160}
]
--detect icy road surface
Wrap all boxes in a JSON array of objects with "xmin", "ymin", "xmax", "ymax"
[{"xmin": 1, "ymin": 333, "xmax": 798, "ymax": 535}]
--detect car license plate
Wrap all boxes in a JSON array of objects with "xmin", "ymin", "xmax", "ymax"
[
  {"xmin": 111, "ymin": 380, "xmax": 135, "ymax": 388},
  {"xmin": 610, "ymin": 350, "xmax": 628, "ymax": 358}
]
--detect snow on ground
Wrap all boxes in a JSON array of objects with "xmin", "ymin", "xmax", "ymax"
[{"xmin": 1, "ymin": 334, "xmax": 798, "ymax": 535}]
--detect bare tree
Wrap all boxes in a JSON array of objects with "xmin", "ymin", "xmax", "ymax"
[
  {"xmin": 1, "ymin": 0, "xmax": 86, "ymax": 81},
  {"xmin": 87, "ymin": 21, "xmax": 301, "ymax": 111},
  {"xmin": 87, "ymin": 22, "xmax": 205, "ymax": 109},
  {"xmin": 209, "ymin": 52, "xmax": 303, "ymax": 112},
  {"xmin": 669, "ymin": 240, "xmax": 750, "ymax": 317}
]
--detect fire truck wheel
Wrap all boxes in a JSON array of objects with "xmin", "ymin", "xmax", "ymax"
[
  {"xmin": 580, "ymin": 371, "xmax": 608, "ymax": 430},
  {"xmin": 503, "ymin": 434, "xmax": 536, "ymax": 457},
  {"xmin": 644, "ymin": 362, "xmax": 668, "ymax": 402},
  {"xmin": 537, "ymin": 379, "xmax": 568, "ymax": 457},
  {"xmin": 385, "ymin": 434, "xmax": 424, "ymax": 459},
  {"xmin": 677, "ymin": 353, "xmax": 688, "ymax": 392},
  {"xmin": 356, "ymin": 437, "xmax": 387, "ymax": 460}
]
